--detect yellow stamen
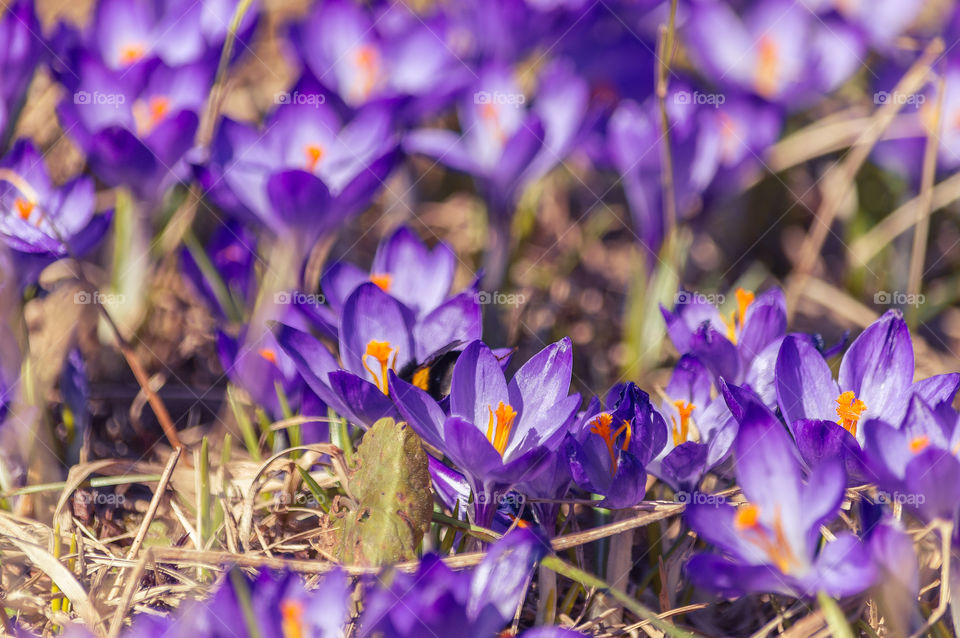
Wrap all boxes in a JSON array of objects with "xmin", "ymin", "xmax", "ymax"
[
  {"xmin": 589, "ymin": 412, "xmax": 632, "ymax": 475},
  {"xmin": 305, "ymin": 144, "xmax": 324, "ymax": 172},
  {"xmin": 362, "ymin": 340, "xmax": 398, "ymax": 395},
  {"xmin": 909, "ymin": 435, "xmax": 930, "ymax": 454},
  {"xmin": 734, "ymin": 503, "xmax": 797, "ymax": 574},
  {"xmin": 755, "ymin": 36, "xmax": 779, "ymax": 98},
  {"xmin": 486, "ymin": 401, "xmax": 518, "ymax": 457},
  {"xmin": 369, "ymin": 273, "xmax": 392, "ymax": 292},
  {"xmin": 119, "ymin": 43, "xmax": 146, "ymax": 66},
  {"xmin": 258, "ymin": 348, "xmax": 278, "ymax": 366},
  {"xmin": 670, "ymin": 400, "xmax": 696, "ymax": 447},
  {"xmin": 280, "ymin": 599, "xmax": 304, "ymax": 638},
  {"xmin": 412, "ymin": 367, "xmax": 430, "ymax": 391},
  {"xmin": 835, "ymin": 391, "xmax": 866, "ymax": 437},
  {"xmin": 720, "ymin": 288, "xmax": 755, "ymax": 344}
]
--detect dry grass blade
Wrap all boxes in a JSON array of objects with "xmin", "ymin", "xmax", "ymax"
[
  {"xmin": 0, "ymin": 518, "xmax": 103, "ymax": 635},
  {"xmin": 785, "ymin": 37, "xmax": 944, "ymax": 318}
]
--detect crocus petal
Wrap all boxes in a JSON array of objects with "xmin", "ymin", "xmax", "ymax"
[
  {"xmin": 794, "ymin": 419, "xmax": 871, "ymax": 484},
  {"xmin": 326, "ymin": 370, "xmax": 398, "ymax": 426},
  {"xmin": 838, "ymin": 310, "xmax": 913, "ymax": 419},
  {"xmin": 911, "ymin": 373, "xmax": 960, "ymax": 409},
  {"xmin": 508, "ymin": 337, "xmax": 573, "ymax": 432},
  {"xmin": 685, "ymin": 553, "xmax": 798, "ymax": 598},
  {"xmin": 799, "ymin": 457, "xmax": 847, "ymax": 552},
  {"xmin": 738, "ymin": 288, "xmax": 786, "ymax": 362},
  {"xmin": 808, "ymin": 532, "xmax": 876, "ymax": 598},
  {"xmin": 388, "ymin": 371, "xmax": 447, "ymax": 451},
  {"xmin": 413, "ymin": 292, "xmax": 482, "ymax": 362},
  {"xmin": 903, "ymin": 449, "xmax": 960, "ymax": 523},
  {"xmin": 442, "ymin": 416, "xmax": 505, "ymax": 481},
  {"xmin": 449, "ymin": 340, "xmax": 509, "ymax": 428},
  {"xmin": 468, "ymin": 526, "xmax": 550, "ymax": 622},
  {"xmin": 775, "ymin": 335, "xmax": 838, "ymax": 428}
]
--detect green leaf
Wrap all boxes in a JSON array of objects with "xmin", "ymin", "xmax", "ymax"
[{"xmin": 337, "ymin": 418, "xmax": 432, "ymax": 565}]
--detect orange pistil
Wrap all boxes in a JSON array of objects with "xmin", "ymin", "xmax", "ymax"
[
  {"xmin": 258, "ymin": 348, "xmax": 278, "ymax": 366},
  {"xmin": 119, "ymin": 43, "xmax": 146, "ymax": 66},
  {"xmin": 589, "ymin": 412, "xmax": 631, "ymax": 475},
  {"xmin": 133, "ymin": 96, "xmax": 171, "ymax": 136},
  {"xmin": 362, "ymin": 340, "xmax": 398, "ymax": 395},
  {"xmin": 304, "ymin": 144, "xmax": 324, "ymax": 172},
  {"xmin": 720, "ymin": 287, "xmax": 755, "ymax": 343},
  {"xmin": 755, "ymin": 36, "xmax": 780, "ymax": 98},
  {"xmin": 909, "ymin": 435, "xmax": 930, "ymax": 454},
  {"xmin": 280, "ymin": 599, "xmax": 304, "ymax": 638},
  {"xmin": 734, "ymin": 502, "xmax": 797, "ymax": 574},
  {"xmin": 718, "ymin": 112, "xmax": 739, "ymax": 163},
  {"xmin": 369, "ymin": 272, "xmax": 392, "ymax": 292},
  {"xmin": 835, "ymin": 391, "xmax": 866, "ymax": 437},
  {"xmin": 486, "ymin": 401, "xmax": 518, "ymax": 456},
  {"xmin": 670, "ymin": 400, "xmax": 696, "ymax": 447}
]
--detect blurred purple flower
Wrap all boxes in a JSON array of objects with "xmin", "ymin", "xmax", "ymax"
[
  {"xmin": 0, "ymin": 0, "xmax": 44, "ymax": 146},
  {"xmin": 199, "ymin": 73, "xmax": 399, "ymax": 253},
  {"xmin": 56, "ymin": 54, "xmax": 213, "ymax": 201},
  {"xmin": 291, "ymin": 0, "xmax": 470, "ymax": 120},
  {"xmin": 0, "ymin": 139, "xmax": 112, "ymax": 285}
]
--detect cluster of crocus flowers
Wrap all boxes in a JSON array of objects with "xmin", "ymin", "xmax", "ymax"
[{"xmin": 0, "ymin": 140, "xmax": 112, "ymax": 285}]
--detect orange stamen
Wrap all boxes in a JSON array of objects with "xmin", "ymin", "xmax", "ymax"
[
  {"xmin": 353, "ymin": 44, "xmax": 379, "ymax": 100},
  {"xmin": 258, "ymin": 348, "xmax": 278, "ymax": 366},
  {"xmin": 119, "ymin": 43, "xmax": 146, "ymax": 66},
  {"xmin": 486, "ymin": 401, "xmax": 518, "ymax": 457},
  {"xmin": 909, "ymin": 435, "xmax": 930, "ymax": 454},
  {"xmin": 280, "ymin": 599, "xmax": 304, "ymax": 638},
  {"xmin": 720, "ymin": 288, "xmax": 755, "ymax": 343},
  {"xmin": 479, "ymin": 102, "xmax": 507, "ymax": 143},
  {"xmin": 734, "ymin": 503, "xmax": 797, "ymax": 574},
  {"xmin": 15, "ymin": 198, "xmax": 34, "ymax": 221},
  {"xmin": 305, "ymin": 144, "xmax": 324, "ymax": 172},
  {"xmin": 362, "ymin": 340, "xmax": 397, "ymax": 395},
  {"xmin": 670, "ymin": 400, "xmax": 696, "ymax": 447},
  {"xmin": 133, "ymin": 96, "xmax": 171, "ymax": 136},
  {"xmin": 369, "ymin": 273, "xmax": 392, "ymax": 292},
  {"xmin": 835, "ymin": 391, "xmax": 866, "ymax": 437},
  {"xmin": 589, "ymin": 412, "xmax": 632, "ymax": 475},
  {"xmin": 755, "ymin": 36, "xmax": 779, "ymax": 98}
]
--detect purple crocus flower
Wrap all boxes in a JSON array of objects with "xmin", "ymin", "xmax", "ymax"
[
  {"xmin": 0, "ymin": 0, "xmax": 44, "ymax": 147},
  {"xmin": 565, "ymin": 382, "xmax": 667, "ymax": 509},
  {"xmin": 406, "ymin": 61, "xmax": 588, "ymax": 221},
  {"xmin": 685, "ymin": 392, "xmax": 876, "ymax": 598},
  {"xmin": 776, "ymin": 310, "xmax": 960, "ymax": 454},
  {"xmin": 56, "ymin": 54, "xmax": 213, "ymax": 201},
  {"xmin": 389, "ymin": 338, "xmax": 580, "ymax": 524},
  {"xmin": 800, "ymin": 0, "xmax": 924, "ymax": 49},
  {"xmin": 54, "ymin": 0, "xmax": 258, "ymax": 70},
  {"xmin": 361, "ymin": 525, "xmax": 584, "ymax": 638},
  {"xmin": 278, "ymin": 282, "xmax": 481, "ymax": 428},
  {"xmin": 291, "ymin": 0, "xmax": 470, "ymax": 120},
  {"xmin": 661, "ymin": 287, "xmax": 787, "ymax": 400},
  {"xmin": 307, "ymin": 224, "xmax": 467, "ymax": 337},
  {"xmin": 0, "ymin": 139, "xmax": 112, "ymax": 285},
  {"xmin": 684, "ymin": 0, "xmax": 865, "ymax": 107},
  {"xmin": 180, "ymin": 220, "xmax": 258, "ymax": 320},
  {"xmin": 198, "ymin": 73, "xmax": 399, "ymax": 254},
  {"xmin": 405, "ymin": 61, "xmax": 587, "ymax": 283},
  {"xmin": 649, "ymin": 356, "xmax": 738, "ymax": 493},
  {"xmin": 862, "ymin": 396, "xmax": 960, "ymax": 523},
  {"xmin": 124, "ymin": 567, "xmax": 347, "ymax": 638}
]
